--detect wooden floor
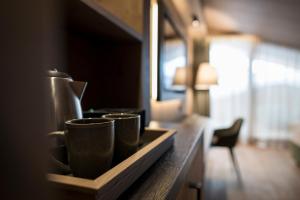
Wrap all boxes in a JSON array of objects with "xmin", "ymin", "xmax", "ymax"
[{"xmin": 204, "ymin": 144, "xmax": 300, "ymax": 200}]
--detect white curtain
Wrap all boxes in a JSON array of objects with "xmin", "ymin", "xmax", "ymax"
[
  {"xmin": 209, "ymin": 38, "xmax": 300, "ymax": 143},
  {"xmin": 251, "ymin": 43, "xmax": 300, "ymax": 141}
]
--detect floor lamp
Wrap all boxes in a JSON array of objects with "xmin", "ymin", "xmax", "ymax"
[{"xmin": 195, "ymin": 63, "xmax": 218, "ymax": 116}]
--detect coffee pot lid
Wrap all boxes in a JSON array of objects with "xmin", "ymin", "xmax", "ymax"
[{"xmin": 47, "ymin": 69, "xmax": 72, "ymax": 79}]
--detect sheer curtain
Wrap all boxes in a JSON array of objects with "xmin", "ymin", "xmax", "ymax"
[
  {"xmin": 251, "ymin": 43, "xmax": 300, "ymax": 141},
  {"xmin": 209, "ymin": 38, "xmax": 300, "ymax": 143}
]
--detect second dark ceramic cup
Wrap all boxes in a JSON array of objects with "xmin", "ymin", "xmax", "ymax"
[
  {"xmin": 102, "ymin": 113, "xmax": 140, "ymax": 164},
  {"xmin": 64, "ymin": 118, "xmax": 115, "ymax": 179},
  {"xmin": 83, "ymin": 108, "xmax": 146, "ymax": 136}
]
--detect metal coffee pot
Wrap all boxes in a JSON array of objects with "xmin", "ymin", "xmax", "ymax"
[{"xmin": 47, "ymin": 69, "xmax": 87, "ymax": 131}]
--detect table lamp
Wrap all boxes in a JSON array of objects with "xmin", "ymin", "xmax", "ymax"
[
  {"xmin": 172, "ymin": 67, "xmax": 186, "ymax": 91},
  {"xmin": 194, "ymin": 62, "xmax": 218, "ymax": 116},
  {"xmin": 195, "ymin": 62, "xmax": 218, "ymax": 90}
]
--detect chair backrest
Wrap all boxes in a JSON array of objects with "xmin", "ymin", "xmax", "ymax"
[
  {"xmin": 212, "ymin": 118, "xmax": 244, "ymax": 148},
  {"xmin": 230, "ymin": 118, "xmax": 244, "ymax": 135},
  {"xmin": 229, "ymin": 118, "xmax": 244, "ymax": 146}
]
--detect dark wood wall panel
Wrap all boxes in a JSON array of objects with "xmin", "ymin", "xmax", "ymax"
[{"xmin": 66, "ymin": 31, "xmax": 142, "ymax": 111}]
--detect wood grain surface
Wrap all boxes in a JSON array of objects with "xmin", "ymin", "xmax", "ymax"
[
  {"xmin": 66, "ymin": 0, "xmax": 142, "ymax": 42},
  {"xmin": 48, "ymin": 128, "xmax": 176, "ymax": 200},
  {"xmin": 49, "ymin": 115, "xmax": 208, "ymax": 199},
  {"xmin": 119, "ymin": 115, "xmax": 208, "ymax": 199},
  {"xmin": 79, "ymin": 0, "xmax": 142, "ymax": 40},
  {"xmin": 95, "ymin": 0, "xmax": 143, "ymax": 35}
]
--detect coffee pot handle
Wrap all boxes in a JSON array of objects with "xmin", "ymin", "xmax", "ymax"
[{"xmin": 48, "ymin": 131, "xmax": 71, "ymax": 175}]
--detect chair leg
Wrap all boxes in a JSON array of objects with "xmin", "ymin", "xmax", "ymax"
[{"xmin": 229, "ymin": 148, "xmax": 242, "ymax": 181}]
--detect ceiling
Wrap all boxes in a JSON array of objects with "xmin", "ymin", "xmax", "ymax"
[
  {"xmin": 201, "ymin": 0, "xmax": 300, "ymax": 49},
  {"xmin": 171, "ymin": 0, "xmax": 207, "ymax": 37},
  {"xmin": 171, "ymin": 0, "xmax": 203, "ymax": 25}
]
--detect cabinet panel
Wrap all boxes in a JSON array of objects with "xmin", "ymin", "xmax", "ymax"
[
  {"xmin": 177, "ymin": 133, "xmax": 204, "ymax": 200},
  {"xmin": 95, "ymin": 0, "xmax": 143, "ymax": 34},
  {"xmin": 66, "ymin": 31, "xmax": 142, "ymax": 110},
  {"xmin": 61, "ymin": 0, "xmax": 150, "ymax": 117}
]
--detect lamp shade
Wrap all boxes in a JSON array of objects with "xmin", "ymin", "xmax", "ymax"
[
  {"xmin": 172, "ymin": 67, "xmax": 186, "ymax": 86},
  {"xmin": 171, "ymin": 67, "xmax": 186, "ymax": 91},
  {"xmin": 195, "ymin": 62, "xmax": 218, "ymax": 90}
]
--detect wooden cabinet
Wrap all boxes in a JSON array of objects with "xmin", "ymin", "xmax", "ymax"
[
  {"xmin": 94, "ymin": 0, "xmax": 144, "ymax": 34},
  {"xmin": 59, "ymin": 0, "xmax": 150, "ymax": 122},
  {"xmin": 119, "ymin": 116, "xmax": 208, "ymax": 199},
  {"xmin": 177, "ymin": 132, "xmax": 204, "ymax": 200}
]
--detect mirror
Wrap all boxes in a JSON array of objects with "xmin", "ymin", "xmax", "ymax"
[{"xmin": 157, "ymin": 5, "xmax": 187, "ymax": 101}]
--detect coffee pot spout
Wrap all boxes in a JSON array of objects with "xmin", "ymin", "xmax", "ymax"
[{"xmin": 70, "ymin": 81, "xmax": 87, "ymax": 101}]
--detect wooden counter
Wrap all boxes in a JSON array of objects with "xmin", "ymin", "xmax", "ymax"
[{"xmin": 119, "ymin": 115, "xmax": 208, "ymax": 200}]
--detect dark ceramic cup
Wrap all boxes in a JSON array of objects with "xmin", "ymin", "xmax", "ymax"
[
  {"xmin": 83, "ymin": 108, "xmax": 146, "ymax": 136},
  {"xmin": 50, "ymin": 118, "xmax": 115, "ymax": 179},
  {"xmin": 102, "ymin": 113, "xmax": 140, "ymax": 164}
]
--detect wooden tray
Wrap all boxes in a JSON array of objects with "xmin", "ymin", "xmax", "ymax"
[{"xmin": 48, "ymin": 128, "xmax": 176, "ymax": 200}]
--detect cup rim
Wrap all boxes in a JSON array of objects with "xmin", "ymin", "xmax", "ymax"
[
  {"xmin": 65, "ymin": 118, "xmax": 114, "ymax": 128},
  {"xmin": 102, "ymin": 113, "xmax": 140, "ymax": 120}
]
